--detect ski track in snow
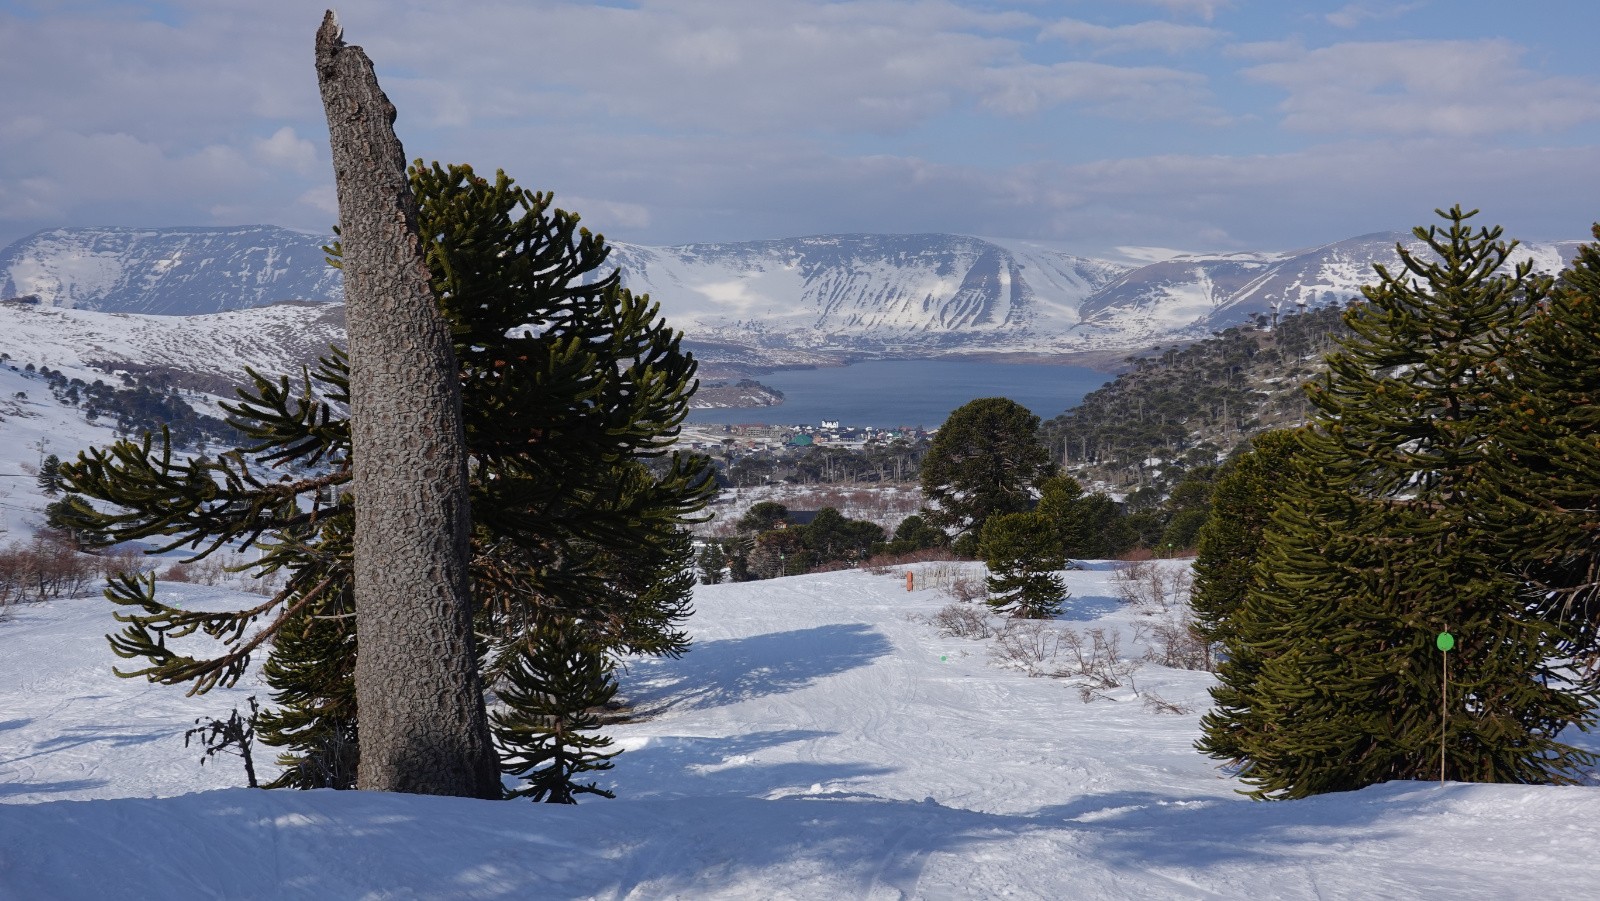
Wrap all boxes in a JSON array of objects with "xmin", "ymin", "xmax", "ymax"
[{"xmin": 3, "ymin": 564, "xmax": 1600, "ymax": 899}]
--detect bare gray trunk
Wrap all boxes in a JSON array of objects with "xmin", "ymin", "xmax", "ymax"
[{"xmin": 314, "ymin": 10, "xmax": 499, "ymax": 798}]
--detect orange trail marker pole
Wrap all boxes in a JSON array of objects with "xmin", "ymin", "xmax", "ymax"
[{"xmin": 906, "ymin": 571, "xmax": 914, "ymax": 592}]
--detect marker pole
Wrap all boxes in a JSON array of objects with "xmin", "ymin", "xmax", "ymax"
[
  {"xmin": 1440, "ymin": 647, "xmax": 1447, "ymax": 785},
  {"xmin": 1436, "ymin": 631, "xmax": 1455, "ymax": 785}
]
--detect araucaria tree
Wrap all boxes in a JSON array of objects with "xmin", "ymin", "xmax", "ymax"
[
  {"xmin": 494, "ymin": 619, "xmax": 622, "ymax": 803},
  {"xmin": 978, "ymin": 511, "xmax": 1065, "ymax": 618},
  {"xmin": 314, "ymin": 12, "xmax": 496, "ymax": 798},
  {"xmin": 1197, "ymin": 207, "xmax": 1598, "ymax": 799},
  {"xmin": 58, "ymin": 159, "xmax": 712, "ymax": 799},
  {"xmin": 920, "ymin": 398, "xmax": 1053, "ymax": 549},
  {"xmin": 1479, "ymin": 225, "xmax": 1600, "ymax": 653}
]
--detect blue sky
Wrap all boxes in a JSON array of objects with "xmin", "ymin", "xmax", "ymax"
[{"xmin": 2, "ymin": 0, "xmax": 1598, "ymax": 256}]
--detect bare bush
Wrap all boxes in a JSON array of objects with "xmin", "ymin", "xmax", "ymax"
[
  {"xmin": 929, "ymin": 603, "xmax": 994, "ymax": 640},
  {"xmin": 0, "ymin": 530, "xmax": 101, "ymax": 603},
  {"xmin": 1141, "ymin": 692, "xmax": 1194, "ymax": 715},
  {"xmin": 989, "ymin": 619, "xmax": 1060, "ymax": 676},
  {"xmin": 1139, "ymin": 607, "xmax": 1216, "ymax": 672},
  {"xmin": 160, "ymin": 562, "xmax": 192, "ymax": 583},
  {"xmin": 1057, "ymin": 627, "xmax": 1139, "ymax": 696},
  {"xmin": 862, "ymin": 546, "xmax": 956, "ymax": 574},
  {"xmin": 948, "ymin": 570, "xmax": 987, "ymax": 605},
  {"xmin": 1112, "ymin": 561, "xmax": 1192, "ymax": 614}
]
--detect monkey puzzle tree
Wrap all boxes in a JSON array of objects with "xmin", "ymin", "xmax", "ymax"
[
  {"xmin": 1197, "ymin": 207, "xmax": 1597, "ymax": 799},
  {"xmin": 1478, "ymin": 224, "xmax": 1600, "ymax": 655},
  {"xmin": 920, "ymin": 398, "xmax": 1052, "ymax": 546},
  {"xmin": 979, "ymin": 511, "xmax": 1065, "ymax": 618},
  {"xmin": 58, "ymin": 155, "xmax": 714, "ymax": 795}
]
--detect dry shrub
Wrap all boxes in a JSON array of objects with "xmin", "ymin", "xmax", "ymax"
[
  {"xmin": 1136, "ymin": 608, "xmax": 1215, "ymax": 671},
  {"xmin": 0, "ymin": 530, "xmax": 101, "ymax": 603},
  {"xmin": 948, "ymin": 570, "xmax": 987, "ymax": 605},
  {"xmin": 989, "ymin": 619, "xmax": 1060, "ymax": 676},
  {"xmin": 1112, "ymin": 560, "xmax": 1192, "ymax": 614},
  {"xmin": 1141, "ymin": 692, "xmax": 1194, "ymax": 715},
  {"xmin": 159, "ymin": 562, "xmax": 192, "ymax": 583},
  {"xmin": 1058, "ymin": 627, "xmax": 1140, "ymax": 700},
  {"xmin": 862, "ymin": 546, "xmax": 957, "ymax": 574},
  {"xmin": 928, "ymin": 602, "xmax": 994, "ymax": 640}
]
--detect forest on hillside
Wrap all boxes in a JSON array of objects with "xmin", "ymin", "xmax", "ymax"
[{"xmin": 1042, "ymin": 304, "xmax": 1352, "ymax": 493}]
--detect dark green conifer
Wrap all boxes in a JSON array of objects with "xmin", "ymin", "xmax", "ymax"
[
  {"xmin": 492, "ymin": 619, "xmax": 620, "ymax": 803},
  {"xmin": 1198, "ymin": 207, "xmax": 1597, "ymax": 798},
  {"xmin": 920, "ymin": 398, "xmax": 1052, "ymax": 541},
  {"xmin": 58, "ymin": 162, "xmax": 714, "ymax": 788},
  {"xmin": 979, "ymin": 511, "xmax": 1065, "ymax": 618},
  {"xmin": 1480, "ymin": 225, "xmax": 1600, "ymax": 651},
  {"xmin": 1190, "ymin": 429, "xmax": 1299, "ymax": 648},
  {"xmin": 36, "ymin": 453, "xmax": 62, "ymax": 496}
]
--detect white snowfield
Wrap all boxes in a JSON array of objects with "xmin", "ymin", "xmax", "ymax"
[{"xmin": 3, "ymin": 567, "xmax": 1599, "ymax": 899}]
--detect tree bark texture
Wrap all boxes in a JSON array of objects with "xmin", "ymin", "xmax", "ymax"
[{"xmin": 314, "ymin": 10, "xmax": 499, "ymax": 799}]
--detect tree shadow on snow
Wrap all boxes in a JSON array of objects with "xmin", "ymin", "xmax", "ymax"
[
  {"xmin": 0, "ymin": 776, "xmax": 107, "ymax": 799},
  {"xmin": 1030, "ymin": 787, "xmax": 1408, "ymax": 868},
  {"xmin": 621, "ymin": 624, "xmax": 894, "ymax": 714},
  {"xmin": 1056, "ymin": 593, "xmax": 1121, "ymax": 621},
  {"xmin": 606, "ymin": 729, "xmax": 896, "ymax": 801}
]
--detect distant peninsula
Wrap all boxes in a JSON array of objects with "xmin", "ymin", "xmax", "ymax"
[{"xmin": 690, "ymin": 378, "xmax": 784, "ymax": 409}]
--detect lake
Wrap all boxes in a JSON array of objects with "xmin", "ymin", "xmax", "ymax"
[{"xmin": 688, "ymin": 359, "xmax": 1113, "ymax": 429}]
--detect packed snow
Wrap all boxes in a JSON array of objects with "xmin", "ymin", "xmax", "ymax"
[{"xmin": 4, "ymin": 555, "xmax": 1599, "ymax": 899}]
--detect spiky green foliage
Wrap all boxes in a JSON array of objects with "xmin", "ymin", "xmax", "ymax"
[
  {"xmin": 36, "ymin": 453, "xmax": 62, "ymax": 496},
  {"xmin": 920, "ymin": 397, "xmax": 1052, "ymax": 542},
  {"xmin": 492, "ymin": 619, "xmax": 620, "ymax": 803},
  {"xmin": 979, "ymin": 511, "xmax": 1066, "ymax": 618},
  {"xmin": 1190, "ymin": 429, "xmax": 1299, "ymax": 649},
  {"xmin": 58, "ymin": 162, "xmax": 714, "ymax": 784},
  {"xmin": 1480, "ymin": 224, "xmax": 1600, "ymax": 650},
  {"xmin": 1198, "ymin": 207, "xmax": 1597, "ymax": 799}
]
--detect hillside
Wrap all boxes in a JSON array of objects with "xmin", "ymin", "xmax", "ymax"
[
  {"xmin": 3, "ymin": 564, "xmax": 1599, "ymax": 897},
  {"xmin": 1043, "ymin": 305, "xmax": 1352, "ymax": 493}
]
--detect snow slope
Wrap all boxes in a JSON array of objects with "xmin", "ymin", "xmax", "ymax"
[
  {"xmin": 3, "ymin": 562, "xmax": 1599, "ymax": 899},
  {"xmin": 0, "ymin": 362, "xmax": 126, "ymax": 538}
]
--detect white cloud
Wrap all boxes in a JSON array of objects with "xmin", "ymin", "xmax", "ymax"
[
  {"xmin": 1325, "ymin": 1, "xmax": 1426, "ymax": 29},
  {"xmin": 252, "ymin": 127, "xmax": 318, "ymax": 174},
  {"xmin": 294, "ymin": 185, "xmax": 339, "ymax": 220},
  {"xmin": 1119, "ymin": 0, "xmax": 1236, "ymax": 22},
  {"xmin": 1243, "ymin": 40, "xmax": 1600, "ymax": 136},
  {"xmin": 1043, "ymin": 18, "xmax": 1224, "ymax": 55},
  {"xmin": 980, "ymin": 61, "xmax": 1222, "ymax": 122},
  {"xmin": 557, "ymin": 196, "xmax": 652, "ymax": 232}
]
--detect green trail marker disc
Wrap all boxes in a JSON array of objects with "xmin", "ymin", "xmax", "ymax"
[
  {"xmin": 1436, "ymin": 632, "xmax": 1455, "ymax": 652},
  {"xmin": 940, "ymin": 655, "xmax": 947, "ymax": 661}
]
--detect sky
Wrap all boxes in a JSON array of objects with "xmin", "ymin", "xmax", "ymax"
[{"xmin": 2, "ymin": 0, "xmax": 1598, "ymax": 257}]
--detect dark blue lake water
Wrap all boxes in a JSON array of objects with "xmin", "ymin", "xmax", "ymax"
[{"xmin": 688, "ymin": 359, "xmax": 1113, "ymax": 429}]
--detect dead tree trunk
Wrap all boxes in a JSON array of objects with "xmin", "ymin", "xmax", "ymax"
[{"xmin": 314, "ymin": 10, "xmax": 499, "ymax": 799}]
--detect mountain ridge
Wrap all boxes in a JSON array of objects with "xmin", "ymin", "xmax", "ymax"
[{"xmin": 0, "ymin": 226, "xmax": 1583, "ymax": 366}]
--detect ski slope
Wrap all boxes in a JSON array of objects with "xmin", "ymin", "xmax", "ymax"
[{"xmin": 2, "ymin": 564, "xmax": 1599, "ymax": 899}]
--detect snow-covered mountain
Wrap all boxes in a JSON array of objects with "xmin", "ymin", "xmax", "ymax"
[
  {"xmin": 1077, "ymin": 232, "xmax": 1583, "ymax": 347},
  {"xmin": 0, "ymin": 226, "xmax": 1584, "ymax": 362},
  {"xmin": 0, "ymin": 225, "xmax": 342, "ymax": 315},
  {"xmin": 604, "ymin": 234, "xmax": 1128, "ymax": 352}
]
